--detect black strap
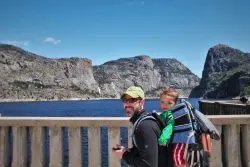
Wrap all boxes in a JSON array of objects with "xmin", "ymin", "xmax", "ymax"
[
  {"xmin": 173, "ymin": 127, "xmax": 193, "ymax": 133},
  {"xmin": 171, "ymin": 105, "xmax": 185, "ymax": 113},
  {"xmin": 151, "ymin": 112, "xmax": 165, "ymax": 130}
]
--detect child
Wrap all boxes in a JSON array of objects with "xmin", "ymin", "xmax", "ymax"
[
  {"xmin": 158, "ymin": 87, "xmax": 178, "ymax": 146},
  {"xmin": 158, "ymin": 87, "xmax": 190, "ymax": 167}
]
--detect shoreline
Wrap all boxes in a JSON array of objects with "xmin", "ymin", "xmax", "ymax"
[
  {"xmin": 0, "ymin": 96, "xmax": 188, "ymax": 103},
  {"xmin": 0, "ymin": 98, "xmax": 118, "ymax": 103}
]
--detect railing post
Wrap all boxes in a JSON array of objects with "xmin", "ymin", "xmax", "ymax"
[
  {"xmin": 219, "ymin": 103, "xmax": 223, "ymax": 115},
  {"xmin": 242, "ymin": 124, "xmax": 250, "ymax": 167},
  {"xmin": 49, "ymin": 127, "xmax": 63, "ymax": 167},
  {"xmin": 68, "ymin": 127, "xmax": 82, "ymax": 167},
  {"xmin": 210, "ymin": 125, "xmax": 222, "ymax": 167},
  {"xmin": 127, "ymin": 127, "xmax": 133, "ymax": 167},
  {"xmin": 12, "ymin": 127, "xmax": 27, "ymax": 167},
  {"xmin": 31, "ymin": 127, "xmax": 45, "ymax": 167},
  {"xmin": 128, "ymin": 127, "xmax": 133, "ymax": 148},
  {"xmin": 108, "ymin": 127, "xmax": 121, "ymax": 167},
  {"xmin": 223, "ymin": 124, "xmax": 241, "ymax": 167},
  {"xmin": 0, "ymin": 127, "xmax": 9, "ymax": 167},
  {"xmin": 88, "ymin": 127, "xmax": 101, "ymax": 167}
]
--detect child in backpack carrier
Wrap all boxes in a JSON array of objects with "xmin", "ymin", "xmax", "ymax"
[
  {"xmin": 158, "ymin": 87, "xmax": 178, "ymax": 147},
  {"xmin": 158, "ymin": 87, "xmax": 183, "ymax": 167},
  {"xmin": 158, "ymin": 88, "xmax": 193, "ymax": 167}
]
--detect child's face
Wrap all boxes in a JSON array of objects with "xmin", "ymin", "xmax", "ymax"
[{"xmin": 160, "ymin": 95, "xmax": 176, "ymax": 111}]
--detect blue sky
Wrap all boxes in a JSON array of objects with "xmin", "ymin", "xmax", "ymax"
[{"xmin": 1, "ymin": 0, "xmax": 250, "ymax": 77}]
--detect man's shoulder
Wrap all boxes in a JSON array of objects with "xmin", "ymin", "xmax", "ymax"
[
  {"xmin": 137, "ymin": 112, "xmax": 157, "ymax": 123},
  {"xmin": 136, "ymin": 114, "xmax": 161, "ymax": 129},
  {"xmin": 135, "ymin": 118, "xmax": 161, "ymax": 137}
]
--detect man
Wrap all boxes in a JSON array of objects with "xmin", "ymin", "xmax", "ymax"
[{"xmin": 112, "ymin": 86, "xmax": 168, "ymax": 167}]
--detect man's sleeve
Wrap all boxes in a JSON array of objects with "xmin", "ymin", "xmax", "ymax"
[{"xmin": 122, "ymin": 120, "xmax": 159, "ymax": 167}]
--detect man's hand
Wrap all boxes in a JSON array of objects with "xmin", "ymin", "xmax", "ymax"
[{"xmin": 112, "ymin": 144, "xmax": 127, "ymax": 159}]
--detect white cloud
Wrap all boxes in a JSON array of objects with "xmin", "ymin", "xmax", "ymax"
[
  {"xmin": 44, "ymin": 37, "xmax": 61, "ymax": 45},
  {"xmin": 0, "ymin": 40, "xmax": 30, "ymax": 46}
]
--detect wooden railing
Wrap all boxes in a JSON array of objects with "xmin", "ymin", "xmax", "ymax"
[
  {"xmin": 199, "ymin": 100, "xmax": 250, "ymax": 115},
  {"xmin": 0, "ymin": 115, "xmax": 250, "ymax": 167}
]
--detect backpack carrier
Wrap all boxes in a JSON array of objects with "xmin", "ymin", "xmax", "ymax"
[
  {"xmin": 171, "ymin": 99, "xmax": 220, "ymax": 167},
  {"xmin": 132, "ymin": 99, "xmax": 221, "ymax": 167}
]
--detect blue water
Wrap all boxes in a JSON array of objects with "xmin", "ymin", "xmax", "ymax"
[
  {"xmin": 0, "ymin": 98, "xmax": 199, "ymax": 117},
  {"xmin": 0, "ymin": 98, "xmax": 199, "ymax": 167}
]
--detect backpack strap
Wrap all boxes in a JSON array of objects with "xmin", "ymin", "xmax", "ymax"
[
  {"xmin": 182, "ymin": 99, "xmax": 197, "ymax": 128},
  {"xmin": 132, "ymin": 114, "xmax": 157, "ymax": 148},
  {"xmin": 183, "ymin": 131, "xmax": 195, "ymax": 160},
  {"xmin": 151, "ymin": 111, "xmax": 165, "ymax": 129},
  {"xmin": 132, "ymin": 112, "xmax": 165, "ymax": 148}
]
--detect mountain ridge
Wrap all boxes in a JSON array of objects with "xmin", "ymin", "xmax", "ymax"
[{"xmin": 0, "ymin": 44, "xmax": 200, "ymax": 100}]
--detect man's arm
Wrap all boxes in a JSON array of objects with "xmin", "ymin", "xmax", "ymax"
[{"xmin": 122, "ymin": 120, "xmax": 160, "ymax": 167}]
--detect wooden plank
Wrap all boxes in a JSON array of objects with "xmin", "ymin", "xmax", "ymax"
[
  {"xmin": 31, "ymin": 127, "xmax": 44, "ymax": 167},
  {"xmin": 0, "ymin": 127, "xmax": 9, "ymax": 167},
  {"xmin": 12, "ymin": 127, "xmax": 27, "ymax": 167},
  {"xmin": 210, "ymin": 125, "xmax": 222, "ymax": 167},
  {"xmin": 49, "ymin": 127, "xmax": 63, "ymax": 167},
  {"xmin": 108, "ymin": 127, "xmax": 121, "ymax": 167},
  {"xmin": 223, "ymin": 124, "xmax": 241, "ymax": 167},
  {"xmin": 88, "ymin": 127, "xmax": 101, "ymax": 167},
  {"xmin": 242, "ymin": 124, "xmax": 250, "ymax": 167},
  {"xmin": 68, "ymin": 127, "xmax": 82, "ymax": 167}
]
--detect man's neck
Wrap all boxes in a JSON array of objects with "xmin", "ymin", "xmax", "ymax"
[{"xmin": 130, "ymin": 109, "xmax": 146, "ymax": 124}]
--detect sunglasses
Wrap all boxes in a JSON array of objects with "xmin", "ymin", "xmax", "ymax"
[{"xmin": 122, "ymin": 98, "xmax": 141, "ymax": 103}]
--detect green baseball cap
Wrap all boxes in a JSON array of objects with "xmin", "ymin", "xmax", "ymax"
[{"xmin": 121, "ymin": 86, "xmax": 145, "ymax": 99}]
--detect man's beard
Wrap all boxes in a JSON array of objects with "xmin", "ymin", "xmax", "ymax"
[{"xmin": 124, "ymin": 106, "xmax": 142, "ymax": 117}]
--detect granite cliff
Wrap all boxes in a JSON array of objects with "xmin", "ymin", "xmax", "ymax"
[
  {"xmin": 190, "ymin": 44, "xmax": 250, "ymax": 98},
  {"xmin": 0, "ymin": 44, "xmax": 99, "ymax": 100},
  {"xmin": 93, "ymin": 56, "xmax": 200, "ymax": 98},
  {"xmin": 0, "ymin": 44, "xmax": 200, "ymax": 100}
]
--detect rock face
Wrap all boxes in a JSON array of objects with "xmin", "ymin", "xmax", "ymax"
[
  {"xmin": 93, "ymin": 56, "xmax": 200, "ymax": 98},
  {"xmin": 0, "ymin": 44, "xmax": 99, "ymax": 100},
  {"xmin": 0, "ymin": 44, "xmax": 200, "ymax": 100},
  {"xmin": 190, "ymin": 44, "xmax": 250, "ymax": 98}
]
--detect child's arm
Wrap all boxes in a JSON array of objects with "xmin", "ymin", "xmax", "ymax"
[{"xmin": 158, "ymin": 113, "xmax": 174, "ymax": 145}]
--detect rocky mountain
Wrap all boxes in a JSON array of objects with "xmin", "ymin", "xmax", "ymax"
[
  {"xmin": 0, "ymin": 44, "xmax": 200, "ymax": 101},
  {"xmin": 93, "ymin": 56, "xmax": 200, "ymax": 98},
  {"xmin": 190, "ymin": 44, "xmax": 250, "ymax": 98},
  {"xmin": 0, "ymin": 44, "xmax": 100, "ymax": 100}
]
